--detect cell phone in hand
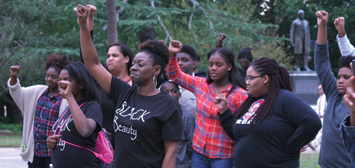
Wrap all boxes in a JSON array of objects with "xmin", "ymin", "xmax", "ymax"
[{"xmin": 352, "ymin": 59, "xmax": 355, "ymax": 75}]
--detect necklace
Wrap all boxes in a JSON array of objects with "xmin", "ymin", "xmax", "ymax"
[{"xmin": 124, "ymin": 77, "xmax": 131, "ymax": 83}]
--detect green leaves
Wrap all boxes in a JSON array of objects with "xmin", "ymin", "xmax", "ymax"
[{"xmin": 0, "ymin": 0, "xmax": 289, "ymax": 101}]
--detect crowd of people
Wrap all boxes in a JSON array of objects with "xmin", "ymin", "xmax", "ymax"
[{"xmin": 7, "ymin": 4, "xmax": 355, "ymax": 168}]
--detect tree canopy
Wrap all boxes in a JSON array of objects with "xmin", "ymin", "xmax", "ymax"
[
  {"xmin": 251, "ymin": 0, "xmax": 355, "ymax": 71},
  {"xmin": 1, "ymin": 0, "xmax": 354, "ymax": 104}
]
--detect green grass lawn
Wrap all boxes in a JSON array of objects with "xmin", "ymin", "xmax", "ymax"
[
  {"xmin": 0, "ymin": 124, "xmax": 23, "ymax": 147},
  {"xmin": 0, "ymin": 134, "xmax": 22, "ymax": 147},
  {"xmin": 300, "ymin": 153, "xmax": 320, "ymax": 168}
]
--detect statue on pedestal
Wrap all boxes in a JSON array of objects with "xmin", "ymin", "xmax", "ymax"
[{"xmin": 290, "ymin": 10, "xmax": 311, "ymax": 71}]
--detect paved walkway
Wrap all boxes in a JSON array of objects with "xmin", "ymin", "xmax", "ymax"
[
  {"xmin": 0, "ymin": 145, "xmax": 319, "ymax": 168},
  {"xmin": 0, "ymin": 147, "xmax": 27, "ymax": 168}
]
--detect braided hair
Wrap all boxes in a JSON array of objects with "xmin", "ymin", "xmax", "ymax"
[{"xmin": 235, "ymin": 57, "xmax": 291, "ymax": 124}]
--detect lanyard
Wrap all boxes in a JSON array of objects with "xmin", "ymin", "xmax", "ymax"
[
  {"xmin": 53, "ymin": 101, "xmax": 87, "ymax": 135},
  {"xmin": 124, "ymin": 77, "xmax": 131, "ymax": 83}
]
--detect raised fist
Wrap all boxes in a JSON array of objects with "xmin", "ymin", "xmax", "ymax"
[
  {"xmin": 10, "ymin": 66, "xmax": 20, "ymax": 77},
  {"xmin": 334, "ymin": 17, "xmax": 345, "ymax": 37},
  {"xmin": 316, "ymin": 11, "xmax": 328, "ymax": 27},
  {"xmin": 74, "ymin": 4, "xmax": 89, "ymax": 27},
  {"xmin": 87, "ymin": 4, "xmax": 97, "ymax": 18},
  {"xmin": 58, "ymin": 80, "xmax": 72, "ymax": 98},
  {"xmin": 169, "ymin": 40, "xmax": 183, "ymax": 55},
  {"xmin": 218, "ymin": 33, "xmax": 227, "ymax": 41}
]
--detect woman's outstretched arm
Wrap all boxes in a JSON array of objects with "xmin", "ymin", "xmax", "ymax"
[{"xmin": 75, "ymin": 5, "xmax": 112, "ymax": 94}]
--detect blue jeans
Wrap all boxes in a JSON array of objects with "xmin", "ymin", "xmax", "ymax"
[{"xmin": 191, "ymin": 150, "xmax": 233, "ymax": 168}]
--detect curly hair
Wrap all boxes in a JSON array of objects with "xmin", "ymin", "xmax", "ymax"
[
  {"xmin": 339, "ymin": 56, "xmax": 355, "ymax": 69},
  {"xmin": 45, "ymin": 54, "xmax": 70, "ymax": 73},
  {"xmin": 181, "ymin": 44, "xmax": 197, "ymax": 61},
  {"xmin": 139, "ymin": 40, "xmax": 169, "ymax": 77}
]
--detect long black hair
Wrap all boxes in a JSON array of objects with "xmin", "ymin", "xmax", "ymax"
[
  {"xmin": 206, "ymin": 48, "xmax": 246, "ymax": 95},
  {"xmin": 235, "ymin": 57, "xmax": 291, "ymax": 124},
  {"xmin": 107, "ymin": 43, "xmax": 134, "ymax": 75},
  {"xmin": 63, "ymin": 62, "xmax": 100, "ymax": 103}
]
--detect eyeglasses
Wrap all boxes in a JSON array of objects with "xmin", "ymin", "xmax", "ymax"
[{"xmin": 245, "ymin": 75, "xmax": 264, "ymax": 81}]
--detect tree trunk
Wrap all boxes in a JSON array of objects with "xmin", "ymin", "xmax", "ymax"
[{"xmin": 106, "ymin": 0, "xmax": 118, "ymax": 45}]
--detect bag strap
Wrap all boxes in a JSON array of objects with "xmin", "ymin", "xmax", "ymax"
[
  {"xmin": 59, "ymin": 139, "xmax": 97, "ymax": 155},
  {"xmin": 58, "ymin": 132, "xmax": 103, "ymax": 155},
  {"xmin": 53, "ymin": 101, "xmax": 87, "ymax": 135},
  {"xmin": 60, "ymin": 130, "xmax": 114, "ymax": 164},
  {"xmin": 59, "ymin": 139, "xmax": 98, "ymax": 157}
]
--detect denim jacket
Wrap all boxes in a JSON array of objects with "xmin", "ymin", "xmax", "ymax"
[{"xmin": 340, "ymin": 115, "xmax": 355, "ymax": 167}]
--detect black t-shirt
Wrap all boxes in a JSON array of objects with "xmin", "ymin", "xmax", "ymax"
[
  {"xmin": 96, "ymin": 83, "xmax": 116, "ymax": 147},
  {"xmin": 237, "ymin": 67, "xmax": 246, "ymax": 80},
  {"xmin": 109, "ymin": 75, "xmax": 183, "ymax": 168},
  {"xmin": 219, "ymin": 89, "xmax": 321, "ymax": 168},
  {"xmin": 194, "ymin": 70, "xmax": 206, "ymax": 78},
  {"xmin": 51, "ymin": 100, "xmax": 102, "ymax": 168}
]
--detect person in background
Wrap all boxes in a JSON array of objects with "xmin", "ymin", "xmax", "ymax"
[
  {"xmin": 8, "ymin": 54, "xmax": 70, "ymax": 168},
  {"xmin": 217, "ymin": 57, "xmax": 321, "ymax": 167},
  {"xmin": 46, "ymin": 62, "xmax": 102, "ymax": 167},
  {"xmin": 76, "ymin": 4, "xmax": 182, "ymax": 167},
  {"xmin": 79, "ymin": 4, "xmax": 134, "ymax": 148},
  {"xmin": 341, "ymin": 62, "xmax": 355, "ymax": 168},
  {"xmin": 317, "ymin": 84, "xmax": 327, "ymax": 119},
  {"xmin": 237, "ymin": 47, "xmax": 253, "ymax": 78},
  {"xmin": 310, "ymin": 84, "xmax": 327, "ymax": 150},
  {"xmin": 334, "ymin": 17, "xmax": 355, "ymax": 56},
  {"xmin": 160, "ymin": 81, "xmax": 195, "ymax": 168},
  {"xmin": 194, "ymin": 54, "xmax": 207, "ymax": 78},
  {"xmin": 177, "ymin": 44, "xmax": 198, "ymax": 119},
  {"xmin": 168, "ymin": 40, "xmax": 247, "ymax": 168},
  {"xmin": 177, "ymin": 44, "xmax": 198, "ymax": 76},
  {"xmin": 315, "ymin": 10, "xmax": 354, "ymax": 167}
]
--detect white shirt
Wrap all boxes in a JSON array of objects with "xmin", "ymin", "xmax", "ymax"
[
  {"xmin": 179, "ymin": 86, "xmax": 197, "ymax": 120},
  {"xmin": 336, "ymin": 34, "xmax": 355, "ymax": 56},
  {"xmin": 316, "ymin": 94, "xmax": 327, "ymax": 118}
]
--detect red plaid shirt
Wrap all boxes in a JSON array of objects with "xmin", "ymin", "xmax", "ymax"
[{"xmin": 168, "ymin": 58, "xmax": 247, "ymax": 159}]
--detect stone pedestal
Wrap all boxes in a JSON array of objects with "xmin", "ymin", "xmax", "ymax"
[{"xmin": 289, "ymin": 71, "xmax": 319, "ymax": 105}]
